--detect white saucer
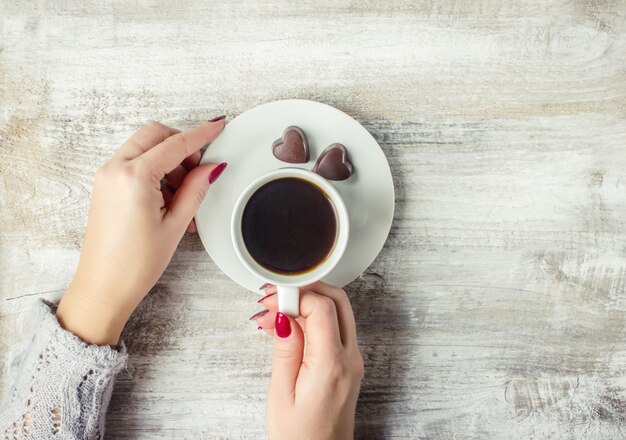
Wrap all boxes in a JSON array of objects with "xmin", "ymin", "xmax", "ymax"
[{"xmin": 196, "ymin": 99, "xmax": 394, "ymax": 293}]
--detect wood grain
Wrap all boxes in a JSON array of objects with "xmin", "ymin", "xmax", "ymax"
[{"xmin": 1, "ymin": 0, "xmax": 626, "ymax": 438}]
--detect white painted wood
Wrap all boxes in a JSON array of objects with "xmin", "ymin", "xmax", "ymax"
[{"xmin": 1, "ymin": 1, "xmax": 626, "ymax": 438}]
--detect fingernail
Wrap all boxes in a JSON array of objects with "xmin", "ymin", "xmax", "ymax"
[
  {"xmin": 249, "ymin": 309, "xmax": 269, "ymax": 321},
  {"xmin": 208, "ymin": 162, "xmax": 227, "ymax": 184},
  {"xmin": 259, "ymin": 283, "xmax": 274, "ymax": 290},
  {"xmin": 258, "ymin": 292, "xmax": 276, "ymax": 303},
  {"xmin": 208, "ymin": 115, "xmax": 226, "ymax": 122},
  {"xmin": 275, "ymin": 312, "xmax": 291, "ymax": 338},
  {"xmin": 257, "ymin": 326, "xmax": 263, "ymax": 330}
]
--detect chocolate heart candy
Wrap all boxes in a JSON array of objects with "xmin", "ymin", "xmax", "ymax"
[
  {"xmin": 272, "ymin": 126, "xmax": 309, "ymax": 163},
  {"xmin": 312, "ymin": 143, "xmax": 354, "ymax": 181}
]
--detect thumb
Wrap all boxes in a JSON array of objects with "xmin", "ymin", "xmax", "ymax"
[
  {"xmin": 269, "ymin": 312, "xmax": 304, "ymax": 403},
  {"xmin": 165, "ymin": 162, "xmax": 227, "ymax": 231}
]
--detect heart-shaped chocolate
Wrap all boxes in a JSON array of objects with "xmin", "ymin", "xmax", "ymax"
[
  {"xmin": 312, "ymin": 143, "xmax": 354, "ymax": 181},
  {"xmin": 272, "ymin": 126, "xmax": 309, "ymax": 163}
]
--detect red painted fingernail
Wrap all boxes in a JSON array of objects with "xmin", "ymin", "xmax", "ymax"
[
  {"xmin": 258, "ymin": 292, "xmax": 276, "ymax": 303},
  {"xmin": 208, "ymin": 115, "xmax": 226, "ymax": 122},
  {"xmin": 259, "ymin": 283, "xmax": 274, "ymax": 290},
  {"xmin": 249, "ymin": 309, "xmax": 269, "ymax": 321},
  {"xmin": 275, "ymin": 312, "xmax": 291, "ymax": 338},
  {"xmin": 208, "ymin": 162, "xmax": 227, "ymax": 184},
  {"xmin": 257, "ymin": 326, "xmax": 263, "ymax": 330}
]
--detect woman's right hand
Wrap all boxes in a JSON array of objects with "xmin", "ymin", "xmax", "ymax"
[{"xmin": 252, "ymin": 282, "xmax": 364, "ymax": 440}]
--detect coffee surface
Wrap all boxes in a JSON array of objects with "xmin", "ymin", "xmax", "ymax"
[{"xmin": 242, "ymin": 177, "xmax": 337, "ymax": 275}]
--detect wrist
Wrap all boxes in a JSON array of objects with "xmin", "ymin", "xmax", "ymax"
[{"xmin": 56, "ymin": 285, "xmax": 130, "ymax": 346}]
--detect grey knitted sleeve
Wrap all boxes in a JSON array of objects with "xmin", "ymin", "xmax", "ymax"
[{"xmin": 0, "ymin": 300, "xmax": 128, "ymax": 440}]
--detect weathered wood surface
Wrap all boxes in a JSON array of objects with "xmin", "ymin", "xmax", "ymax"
[{"xmin": 1, "ymin": 1, "xmax": 626, "ymax": 438}]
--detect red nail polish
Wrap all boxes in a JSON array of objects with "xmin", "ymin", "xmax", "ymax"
[
  {"xmin": 208, "ymin": 115, "xmax": 226, "ymax": 122},
  {"xmin": 259, "ymin": 283, "xmax": 274, "ymax": 290},
  {"xmin": 258, "ymin": 292, "xmax": 276, "ymax": 303},
  {"xmin": 275, "ymin": 312, "xmax": 291, "ymax": 338},
  {"xmin": 249, "ymin": 309, "xmax": 269, "ymax": 321},
  {"xmin": 257, "ymin": 326, "xmax": 263, "ymax": 330},
  {"xmin": 208, "ymin": 162, "xmax": 227, "ymax": 184}
]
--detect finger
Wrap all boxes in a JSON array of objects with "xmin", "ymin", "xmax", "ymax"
[
  {"xmin": 304, "ymin": 281, "xmax": 358, "ymax": 349},
  {"xmin": 257, "ymin": 291, "xmax": 304, "ymax": 331},
  {"xmin": 260, "ymin": 318, "xmax": 306, "ymax": 334},
  {"xmin": 253, "ymin": 307, "xmax": 306, "ymax": 333},
  {"xmin": 161, "ymin": 185, "xmax": 175, "ymax": 208},
  {"xmin": 259, "ymin": 284, "xmax": 278, "ymax": 298},
  {"xmin": 165, "ymin": 164, "xmax": 188, "ymax": 189},
  {"xmin": 254, "ymin": 309, "xmax": 276, "ymax": 330},
  {"xmin": 116, "ymin": 121, "xmax": 180, "ymax": 160},
  {"xmin": 186, "ymin": 219, "xmax": 197, "ymax": 233},
  {"xmin": 259, "ymin": 322, "xmax": 304, "ymax": 336},
  {"xmin": 166, "ymin": 151, "xmax": 202, "ymax": 189},
  {"xmin": 182, "ymin": 150, "xmax": 202, "ymax": 170},
  {"xmin": 164, "ymin": 162, "xmax": 227, "ymax": 233},
  {"xmin": 140, "ymin": 119, "xmax": 225, "ymax": 176},
  {"xmin": 298, "ymin": 290, "xmax": 343, "ymax": 359},
  {"xmin": 269, "ymin": 313, "xmax": 304, "ymax": 404},
  {"xmin": 258, "ymin": 287, "xmax": 278, "ymax": 308}
]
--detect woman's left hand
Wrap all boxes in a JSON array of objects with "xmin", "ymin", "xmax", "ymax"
[{"xmin": 56, "ymin": 118, "xmax": 227, "ymax": 345}]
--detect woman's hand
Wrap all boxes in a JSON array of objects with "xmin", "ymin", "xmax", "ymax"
[
  {"xmin": 252, "ymin": 282, "xmax": 364, "ymax": 440},
  {"xmin": 56, "ymin": 118, "xmax": 227, "ymax": 346}
]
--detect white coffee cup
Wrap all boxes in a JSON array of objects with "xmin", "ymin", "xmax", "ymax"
[{"xmin": 231, "ymin": 168, "xmax": 349, "ymax": 317}]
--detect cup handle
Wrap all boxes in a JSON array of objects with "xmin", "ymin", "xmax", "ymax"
[{"xmin": 277, "ymin": 285, "xmax": 300, "ymax": 317}]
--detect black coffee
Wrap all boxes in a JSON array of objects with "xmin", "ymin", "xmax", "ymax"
[{"xmin": 241, "ymin": 177, "xmax": 337, "ymax": 275}]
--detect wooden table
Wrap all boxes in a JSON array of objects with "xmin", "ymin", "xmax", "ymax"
[{"xmin": 1, "ymin": 1, "xmax": 625, "ymax": 438}]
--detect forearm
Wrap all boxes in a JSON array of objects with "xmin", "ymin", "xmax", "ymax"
[{"xmin": 0, "ymin": 300, "xmax": 128, "ymax": 439}]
